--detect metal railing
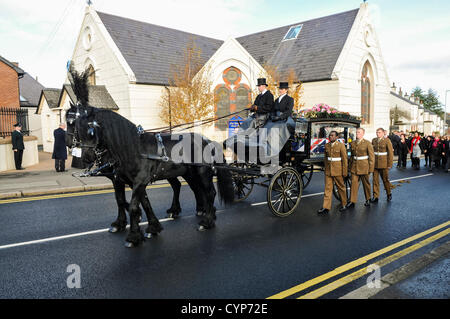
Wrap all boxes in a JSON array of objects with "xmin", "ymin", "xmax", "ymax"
[{"xmin": 0, "ymin": 107, "xmax": 29, "ymax": 138}]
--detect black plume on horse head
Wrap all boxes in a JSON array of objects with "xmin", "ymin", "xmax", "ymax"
[{"xmin": 67, "ymin": 61, "xmax": 91, "ymax": 107}]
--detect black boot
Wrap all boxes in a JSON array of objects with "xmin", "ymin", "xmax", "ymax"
[
  {"xmin": 346, "ymin": 202, "xmax": 355, "ymax": 209},
  {"xmin": 317, "ymin": 208, "xmax": 329, "ymax": 214}
]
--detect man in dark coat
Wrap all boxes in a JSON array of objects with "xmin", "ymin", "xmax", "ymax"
[
  {"xmin": 271, "ymin": 82, "xmax": 294, "ymax": 121},
  {"xmin": 11, "ymin": 123, "xmax": 25, "ymax": 170},
  {"xmin": 248, "ymin": 78, "xmax": 275, "ymax": 128},
  {"xmin": 52, "ymin": 123, "xmax": 68, "ymax": 172}
]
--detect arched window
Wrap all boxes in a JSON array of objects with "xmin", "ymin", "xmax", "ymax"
[
  {"xmin": 87, "ymin": 64, "xmax": 96, "ymax": 86},
  {"xmin": 361, "ymin": 61, "xmax": 372, "ymax": 125},
  {"xmin": 215, "ymin": 86, "xmax": 230, "ymax": 131},
  {"xmin": 214, "ymin": 66, "xmax": 251, "ymax": 132}
]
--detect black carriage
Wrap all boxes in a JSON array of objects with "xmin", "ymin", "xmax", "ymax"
[{"xmin": 228, "ymin": 116, "xmax": 361, "ymax": 217}]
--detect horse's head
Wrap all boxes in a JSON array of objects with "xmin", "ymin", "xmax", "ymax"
[
  {"xmin": 75, "ymin": 104, "xmax": 102, "ymax": 149},
  {"xmin": 65, "ymin": 101, "xmax": 80, "ymax": 148}
]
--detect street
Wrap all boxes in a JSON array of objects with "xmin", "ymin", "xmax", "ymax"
[{"xmin": 0, "ymin": 165, "xmax": 448, "ymax": 299}]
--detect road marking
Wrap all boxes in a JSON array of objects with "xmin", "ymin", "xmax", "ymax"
[
  {"xmin": 251, "ymin": 192, "xmax": 325, "ymax": 206},
  {"xmin": 0, "ymin": 218, "xmax": 174, "ymax": 250},
  {"xmin": 297, "ymin": 227, "xmax": 450, "ymax": 299},
  {"xmin": 390, "ymin": 173, "xmax": 433, "ymax": 183},
  {"xmin": 267, "ymin": 220, "xmax": 450, "ymax": 299}
]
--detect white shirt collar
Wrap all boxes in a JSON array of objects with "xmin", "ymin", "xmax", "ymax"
[
  {"xmin": 260, "ymin": 89, "xmax": 267, "ymax": 96},
  {"xmin": 278, "ymin": 93, "xmax": 287, "ymax": 101}
]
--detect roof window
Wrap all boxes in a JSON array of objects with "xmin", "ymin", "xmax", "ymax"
[{"xmin": 283, "ymin": 25, "xmax": 302, "ymax": 41}]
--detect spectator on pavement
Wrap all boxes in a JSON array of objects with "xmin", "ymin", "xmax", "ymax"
[
  {"xmin": 52, "ymin": 123, "xmax": 68, "ymax": 172},
  {"xmin": 11, "ymin": 123, "xmax": 25, "ymax": 170}
]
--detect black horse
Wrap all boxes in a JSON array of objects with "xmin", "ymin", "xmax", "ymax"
[
  {"xmin": 66, "ymin": 123, "xmax": 209, "ymax": 233},
  {"xmin": 65, "ymin": 71, "xmax": 234, "ymax": 248}
]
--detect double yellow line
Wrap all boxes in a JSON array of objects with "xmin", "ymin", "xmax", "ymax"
[{"xmin": 268, "ymin": 220, "xmax": 450, "ymax": 299}]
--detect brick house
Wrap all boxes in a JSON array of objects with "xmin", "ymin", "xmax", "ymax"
[{"xmin": 0, "ymin": 55, "xmax": 24, "ymax": 108}]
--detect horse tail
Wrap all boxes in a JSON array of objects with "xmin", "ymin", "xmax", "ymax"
[{"xmin": 215, "ymin": 163, "xmax": 235, "ymax": 206}]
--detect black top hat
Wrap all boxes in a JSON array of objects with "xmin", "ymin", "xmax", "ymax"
[
  {"xmin": 257, "ymin": 78, "xmax": 268, "ymax": 86},
  {"xmin": 278, "ymin": 82, "xmax": 289, "ymax": 89},
  {"xmin": 13, "ymin": 123, "xmax": 22, "ymax": 127}
]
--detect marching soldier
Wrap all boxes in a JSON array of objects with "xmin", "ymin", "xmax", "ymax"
[
  {"xmin": 371, "ymin": 128, "xmax": 394, "ymax": 202},
  {"xmin": 346, "ymin": 127, "xmax": 375, "ymax": 208},
  {"xmin": 318, "ymin": 131, "xmax": 348, "ymax": 214}
]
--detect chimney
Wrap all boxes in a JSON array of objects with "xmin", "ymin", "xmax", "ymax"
[
  {"xmin": 391, "ymin": 82, "xmax": 397, "ymax": 93},
  {"xmin": 399, "ymin": 87, "xmax": 403, "ymax": 97},
  {"xmin": 12, "ymin": 62, "xmax": 19, "ymax": 67}
]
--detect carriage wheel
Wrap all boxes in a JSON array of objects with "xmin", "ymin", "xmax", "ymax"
[
  {"xmin": 332, "ymin": 175, "xmax": 352, "ymax": 202},
  {"xmin": 297, "ymin": 163, "xmax": 314, "ymax": 189},
  {"xmin": 267, "ymin": 167, "xmax": 303, "ymax": 218},
  {"xmin": 230, "ymin": 163, "xmax": 254, "ymax": 202}
]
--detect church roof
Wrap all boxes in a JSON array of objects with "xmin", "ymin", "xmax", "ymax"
[
  {"xmin": 96, "ymin": 8, "xmax": 359, "ymax": 85},
  {"xmin": 236, "ymin": 9, "xmax": 359, "ymax": 83},
  {"xmin": 97, "ymin": 11, "xmax": 224, "ymax": 85}
]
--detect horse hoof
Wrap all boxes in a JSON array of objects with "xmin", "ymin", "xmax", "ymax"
[
  {"xmin": 109, "ymin": 227, "xmax": 119, "ymax": 233},
  {"xmin": 198, "ymin": 225, "xmax": 207, "ymax": 232},
  {"xmin": 196, "ymin": 211, "xmax": 204, "ymax": 217},
  {"xmin": 144, "ymin": 232, "xmax": 154, "ymax": 239},
  {"xmin": 124, "ymin": 242, "xmax": 135, "ymax": 248}
]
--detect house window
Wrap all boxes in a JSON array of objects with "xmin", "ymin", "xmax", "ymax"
[
  {"xmin": 283, "ymin": 25, "xmax": 303, "ymax": 41},
  {"xmin": 361, "ymin": 61, "xmax": 372, "ymax": 125}
]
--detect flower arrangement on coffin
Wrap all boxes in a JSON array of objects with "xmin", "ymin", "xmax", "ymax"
[{"xmin": 298, "ymin": 103, "xmax": 361, "ymax": 120}]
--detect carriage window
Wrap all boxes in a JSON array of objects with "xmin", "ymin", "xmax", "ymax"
[{"xmin": 310, "ymin": 123, "xmax": 357, "ymax": 157}]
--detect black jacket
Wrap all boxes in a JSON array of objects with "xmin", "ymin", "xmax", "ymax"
[
  {"xmin": 52, "ymin": 128, "xmax": 67, "ymax": 160},
  {"xmin": 253, "ymin": 90, "xmax": 274, "ymax": 114},
  {"xmin": 273, "ymin": 95, "xmax": 294, "ymax": 120},
  {"xmin": 397, "ymin": 140, "xmax": 409, "ymax": 156},
  {"xmin": 429, "ymin": 139, "xmax": 444, "ymax": 161},
  {"xmin": 11, "ymin": 130, "xmax": 24, "ymax": 150}
]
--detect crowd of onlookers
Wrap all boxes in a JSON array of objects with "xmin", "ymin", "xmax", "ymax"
[{"xmin": 388, "ymin": 131, "xmax": 449, "ymax": 172}]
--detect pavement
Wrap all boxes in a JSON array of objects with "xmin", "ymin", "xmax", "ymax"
[
  {"xmin": 0, "ymin": 151, "xmax": 168, "ymax": 199},
  {"xmin": 0, "ymin": 152, "xmax": 448, "ymax": 299}
]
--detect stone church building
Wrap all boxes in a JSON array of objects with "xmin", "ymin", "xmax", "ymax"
[{"xmin": 63, "ymin": 2, "xmax": 391, "ymax": 141}]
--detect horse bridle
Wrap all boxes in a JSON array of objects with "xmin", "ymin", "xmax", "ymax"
[{"xmin": 67, "ymin": 104, "xmax": 115, "ymax": 177}]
